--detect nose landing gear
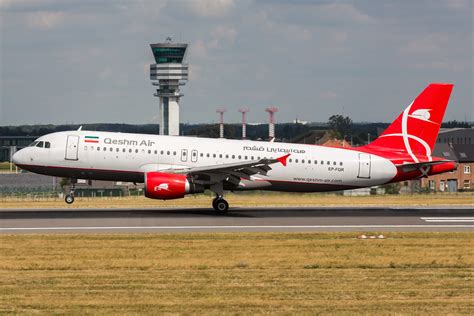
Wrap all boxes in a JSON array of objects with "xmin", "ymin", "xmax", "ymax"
[{"xmin": 65, "ymin": 180, "xmax": 76, "ymax": 204}]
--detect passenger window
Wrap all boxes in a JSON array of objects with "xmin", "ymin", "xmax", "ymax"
[
  {"xmin": 327, "ymin": 161, "xmax": 330, "ymax": 165},
  {"xmin": 289, "ymin": 159, "xmax": 292, "ymax": 163},
  {"xmin": 167, "ymin": 151, "xmax": 170, "ymax": 155},
  {"xmin": 245, "ymin": 156, "xmax": 248, "ymax": 160},
  {"xmin": 213, "ymin": 154, "xmax": 216, "ymax": 158},
  {"xmin": 123, "ymin": 148, "xmax": 126, "ymax": 153},
  {"xmin": 308, "ymin": 160, "xmax": 311, "ymax": 164},
  {"xmin": 321, "ymin": 161, "xmax": 324, "ymax": 165},
  {"xmin": 103, "ymin": 147, "xmax": 107, "ymax": 151},
  {"xmin": 36, "ymin": 141, "xmax": 44, "ymax": 148},
  {"xmin": 97, "ymin": 147, "xmax": 100, "ymax": 151},
  {"xmin": 148, "ymin": 150, "xmax": 151, "ymax": 154},
  {"xmin": 219, "ymin": 154, "xmax": 222, "ymax": 158},
  {"xmin": 333, "ymin": 161, "xmax": 336, "ymax": 165},
  {"xmin": 129, "ymin": 149, "xmax": 132, "ymax": 153},
  {"xmin": 238, "ymin": 155, "xmax": 241, "ymax": 159},
  {"xmin": 295, "ymin": 159, "xmax": 299, "ymax": 163},
  {"xmin": 110, "ymin": 148, "xmax": 113, "ymax": 152},
  {"xmin": 45, "ymin": 142, "xmax": 51, "ymax": 149},
  {"xmin": 200, "ymin": 153, "xmax": 203, "ymax": 157},
  {"xmin": 116, "ymin": 148, "xmax": 119, "ymax": 152},
  {"xmin": 314, "ymin": 160, "xmax": 317, "ymax": 164},
  {"xmin": 207, "ymin": 153, "xmax": 210, "ymax": 158},
  {"xmin": 225, "ymin": 154, "xmax": 229, "ymax": 159},
  {"xmin": 340, "ymin": 162, "xmax": 343, "ymax": 166},
  {"xmin": 173, "ymin": 151, "xmax": 176, "ymax": 156},
  {"xmin": 251, "ymin": 156, "xmax": 254, "ymax": 160},
  {"xmin": 232, "ymin": 155, "xmax": 235, "ymax": 159},
  {"xmin": 302, "ymin": 159, "xmax": 305, "ymax": 163},
  {"xmin": 135, "ymin": 149, "xmax": 138, "ymax": 153},
  {"xmin": 154, "ymin": 150, "xmax": 157, "ymax": 154}
]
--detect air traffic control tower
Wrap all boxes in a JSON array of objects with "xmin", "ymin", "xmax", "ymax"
[{"xmin": 150, "ymin": 38, "xmax": 188, "ymax": 135}]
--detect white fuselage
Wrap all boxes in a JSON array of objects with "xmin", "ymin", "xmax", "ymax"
[{"xmin": 13, "ymin": 131, "xmax": 398, "ymax": 192}]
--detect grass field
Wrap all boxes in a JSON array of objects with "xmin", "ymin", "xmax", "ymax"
[
  {"xmin": 1, "ymin": 192, "xmax": 473, "ymax": 209},
  {"xmin": 0, "ymin": 162, "xmax": 12, "ymax": 171},
  {"xmin": 1, "ymin": 232, "xmax": 473, "ymax": 314}
]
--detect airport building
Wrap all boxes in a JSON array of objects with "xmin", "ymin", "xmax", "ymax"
[
  {"xmin": 419, "ymin": 128, "xmax": 474, "ymax": 192},
  {"xmin": 150, "ymin": 38, "xmax": 189, "ymax": 136}
]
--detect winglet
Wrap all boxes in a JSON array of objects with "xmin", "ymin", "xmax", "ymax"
[{"xmin": 277, "ymin": 154, "xmax": 291, "ymax": 166}]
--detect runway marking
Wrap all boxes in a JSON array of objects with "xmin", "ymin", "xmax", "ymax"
[
  {"xmin": 0, "ymin": 225, "xmax": 473, "ymax": 231},
  {"xmin": 421, "ymin": 217, "xmax": 474, "ymax": 222}
]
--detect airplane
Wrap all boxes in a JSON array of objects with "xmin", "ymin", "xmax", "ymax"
[{"xmin": 12, "ymin": 83, "xmax": 457, "ymax": 213}]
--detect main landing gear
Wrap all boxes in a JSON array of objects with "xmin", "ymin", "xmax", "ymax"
[
  {"xmin": 210, "ymin": 183, "xmax": 229, "ymax": 213},
  {"xmin": 65, "ymin": 180, "xmax": 76, "ymax": 204},
  {"xmin": 212, "ymin": 196, "xmax": 229, "ymax": 213}
]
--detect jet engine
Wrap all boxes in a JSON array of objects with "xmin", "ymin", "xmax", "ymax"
[{"xmin": 144, "ymin": 172, "xmax": 204, "ymax": 200}]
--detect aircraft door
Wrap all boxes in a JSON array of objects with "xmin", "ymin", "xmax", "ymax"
[
  {"xmin": 181, "ymin": 149, "xmax": 188, "ymax": 162},
  {"xmin": 191, "ymin": 150, "xmax": 198, "ymax": 162},
  {"xmin": 357, "ymin": 153, "xmax": 371, "ymax": 179},
  {"xmin": 65, "ymin": 135, "xmax": 80, "ymax": 160}
]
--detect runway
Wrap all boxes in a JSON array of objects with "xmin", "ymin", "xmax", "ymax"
[{"xmin": 1, "ymin": 206, "xmax": 473, "ymax": 233}]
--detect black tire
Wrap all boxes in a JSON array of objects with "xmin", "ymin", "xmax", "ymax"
[
  {"xmin": 212, "ymin": 197, "xmax": 219, "ymax": 210},
  {"xmin": 65, "ymin": 194, "xmax": 75, "ymax": 204},
  {"xmin": 213, "ymin": 199, "xmax": 229, "ymax": 213}
]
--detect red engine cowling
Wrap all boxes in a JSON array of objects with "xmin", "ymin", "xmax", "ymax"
[{"xmin": 145, "ymin": 172, "xmax": 203, "ymax": 200}]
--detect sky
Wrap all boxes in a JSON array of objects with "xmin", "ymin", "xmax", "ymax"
[{"xmin": 0, "ymin": 0, "xmax": 472, "ymax": 126}]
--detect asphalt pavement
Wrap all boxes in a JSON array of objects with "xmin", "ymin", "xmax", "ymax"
[{"xmin": 1, "ymin": 206, "xmax": 473, "ymax": 233}]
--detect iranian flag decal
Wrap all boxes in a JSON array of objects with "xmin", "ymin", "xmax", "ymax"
[{"xmin": 84, "ymin": 136, "xmax": 99, "ymax": 143}]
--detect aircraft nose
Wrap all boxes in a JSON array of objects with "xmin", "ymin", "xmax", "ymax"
[{"xmin": 12, "ymin": 150, "xmax": 23, "ymax": 165}]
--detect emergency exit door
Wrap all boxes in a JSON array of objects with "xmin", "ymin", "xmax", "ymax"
[
  {"xmin": 65, "ymin": 135, "xmax": 79, "ymax": 160},
  {"xmin": 357, "ymin": 153, "xmax": 371, "ymax": 179}
]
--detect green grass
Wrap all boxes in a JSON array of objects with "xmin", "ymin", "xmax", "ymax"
[
  {"xmin": 0, "ymin": 162, "xmax": 12, "ymax": 170},
  {"xmin": 1, "ymin": 232, "xmax": 473, "ymax": 314}
]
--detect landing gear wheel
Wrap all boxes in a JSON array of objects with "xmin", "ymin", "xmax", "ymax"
[
  {"xmin": 213, "ymin": 198, "xmax": 229, "ymax": 213},
  {"xmin": 65, "ymin": 180, "xmax": 76, "ymax": 204},
  {"xmin": 65, "ymin": 194, "xmax": 75, "ymax": 204}
]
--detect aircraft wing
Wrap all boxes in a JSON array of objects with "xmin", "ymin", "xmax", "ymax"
[{"xmin": 163, "ymin": 154, "xmax": 290, "ymax": 185}]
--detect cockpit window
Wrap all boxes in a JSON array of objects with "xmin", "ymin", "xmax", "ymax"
[
  {"xmin": 45, "ymin": 142, "xmax": 51, "ymax": 149},
  {"xmin": 28, "ymin": 141, "xmax": 39, "ymax": 147},
  {"xmin": 36, "ymin": 141, "xmax": 44, "ymax": 148}
]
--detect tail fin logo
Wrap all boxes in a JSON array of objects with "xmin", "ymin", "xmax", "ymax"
[
  {"xmin": 378, "ymin": 101, "xmax": 433, "ymax": 163},
  {"xmin": 409, "ymin": 109, "xmax": 436, "ymax": 124},
  {"xmin": 401, "ymin": 102, "xmax": 432, "ymax": 162}
]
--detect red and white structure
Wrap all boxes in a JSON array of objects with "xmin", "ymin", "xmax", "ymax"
[
  {"xmin": 265, "ymin": 106, "xmax": 279, "ymax": 139},
  {"xmin": 238, "ymin": 108, "xmax": 250, "ymax": 139},
  {"xmin": 216, "ymin": 108, "xmax": 226, "ymax": 138}
]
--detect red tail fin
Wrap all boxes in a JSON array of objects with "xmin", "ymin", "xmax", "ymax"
[{"xmin": 365, "ymin": 83, "xmax": 453, "ymax": 162}]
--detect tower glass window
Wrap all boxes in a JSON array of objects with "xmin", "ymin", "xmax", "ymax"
[{"xmin": 151, "ymin": 46, "xmax": 187, "ymax": 64}]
